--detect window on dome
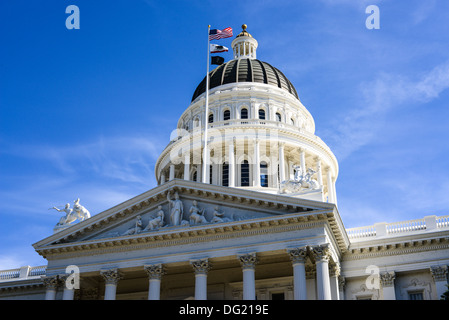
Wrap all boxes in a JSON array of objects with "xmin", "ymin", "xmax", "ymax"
[
  {"xmin": 260, "ymin": 161, "xmax": 268, "ymax": 187},
  {"xmin": 241, "ymin": 160, "xmax": 249, "ymax": 186},
  {"xmin": 241, "ymin": 108, "xmax": 248, "ymax": 119},
  {"xmin": 208, "ymin": 113, "xmax": 214, "ymax": 123},
  {"xmin": 259, "ymin": 109, "xmax": 266, "ymax": 120},
  {"xmin": 290, "ymin": 118, "xmax": 295, "ymax": 125},
  {"xmin": 223, "ymin": 110, "xmax": 230, "ymax": 121},
  {"xmin": 192, "ymin": 170, "xmax": 197, "ymax": 182},
  {"xmin": 222, "ymin": 162, "xmax": 229, "ymax": 186},
  {"xmin": 276, "ymin": 112, "xmax": 282, "ymax": 122}
]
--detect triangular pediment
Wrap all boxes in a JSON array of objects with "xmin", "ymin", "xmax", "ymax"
[{"xmin": 33, "ymin": 179, "xmax": 347, "ymax": 255}]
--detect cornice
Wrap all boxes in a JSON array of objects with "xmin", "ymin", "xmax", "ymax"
[
  {"xmin": 343, "ymin": 235, "xmax": 449, "ymax": 261},
  {"xmin": 35, "ymin": 207, "xmax": 348, "ymax": 260}
]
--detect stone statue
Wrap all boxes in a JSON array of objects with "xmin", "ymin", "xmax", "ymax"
[
  {"xmin": 123, "ymin": 215, "xmax": 143, "ymax": 235},
  {"xmin": 167, "ymin": 190, "xmax": 183, "ymax": 226},
  {"xmin": 210, "ymin": 206, "xmax": 233, "ymax": 223},
  {"xmin": 189, "ymin": 200, "xmax": 208, "ymax": 225},
  {"xmin": 302, "ymin": 168, "xmax": 319, "ymax": 190},
  {"xmin": 279, "ymin": 165, "xmax": 319, "ymax": 194},
  {"xmin": 73, "ymin": 198, "xmax": 91, "ymax": 221},
  {"xmin": 144, "ymin": 206, "xmax": 165, "ymax": 231},
  {"xmin": 51, "ymin": 203, "xmax": 76, "ymax": 226},
  {"xmin": 293, "ymin": 165, "xmax": 303, "ymax": 182},
  {"xmin": 50, "ymin": 198, "xmax": 91, "ymax": 230}
]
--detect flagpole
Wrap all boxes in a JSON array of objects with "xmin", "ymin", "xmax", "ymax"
[{"xmin": 202, "ymin": 25, "xmax": 211, "ymax": 184}]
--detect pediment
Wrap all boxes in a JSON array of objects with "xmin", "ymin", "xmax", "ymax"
[{"xmin": 33, "ymin": 179, "xmax": 343, "ymax": 255}]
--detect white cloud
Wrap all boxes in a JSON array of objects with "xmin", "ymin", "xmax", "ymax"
[{"xmin": 322, "ymin": 58, "xmax": 449, "ymax": 160}]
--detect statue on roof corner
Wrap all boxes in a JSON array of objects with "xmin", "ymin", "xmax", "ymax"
[{"xmin": 50, "ymin": 198, "xmax": 91, "ymax": 232}]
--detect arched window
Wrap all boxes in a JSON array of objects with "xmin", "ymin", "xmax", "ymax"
[
  {"xmin": 192, "ymin": 170, "xmax": 197, "ymax": 182},
  {"xmin": 260, "ymin": 161, "xmax": 268, "ymax": 187},
  {"xmin": 241, "ymin": 108, "xmax": 248, "ymax": 119},
  {"xmin": 222, "ymin": 162, "xmax": 229, "ymax": 187},
  {"xmin": 241, "ymin": 160, "xmax": 249, "ymax": 186},
  {"xmin": 223, "ymin": 110, "xmax": 231, "ymax": 121},
  {"xmin": 194, "ymin": 118, "xmax": 200, "ymax": 127},
  {"xmin": 208, "ymin": 113, "xmax": 214, "ymax": 123},
  {"xmin": 258, "ymin": 109, "xmax": 266, "ymax": 120},
  {"xmin": 276, "ymin": 112, "xmax": 282, "ymax": 122}
]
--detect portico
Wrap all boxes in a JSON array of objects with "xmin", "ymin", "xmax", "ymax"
[
  {"xmin": 41, "ymin": 243, "xmax": 340, "ymax": 300},
  {"xmin": 34, "ymin": 178, "xmax": 347, "ymax": 300}
]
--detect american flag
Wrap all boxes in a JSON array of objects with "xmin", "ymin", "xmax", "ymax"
[{"xmin": 209, "ymin": 27, "xmax": 233, "ymax": 40}]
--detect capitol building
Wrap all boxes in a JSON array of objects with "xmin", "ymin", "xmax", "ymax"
[{"xmin": 1, "ymin": 26, "xmax": 448, "ymax": 301}]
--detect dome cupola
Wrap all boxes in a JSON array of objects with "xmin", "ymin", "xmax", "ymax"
[{"xmin": 231, "ymin": 24, "xmax": 258, "ymax": 59}]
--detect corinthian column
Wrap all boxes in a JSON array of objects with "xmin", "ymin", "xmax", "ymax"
[
  {"xmin": 229, "ymin": 139, "xmax": 235, "ymax": 187},
  {"xmin": 184, "ymin": 153, "xmax": 190, "ymax": 180},
  {"xmin": 145, "ymin": 264, "xmax": 165, "ymax": 300},
  {"xmin": 253, "ymin": 138, "xmax": 261, "ymax": 187},
  {"xmin": 311, "ymin": 244, "xmax": 332, "ymax": 300},
  {"xmin": 238, "ymin": 253, "xmax": 258, "ymax": 300},
  {"xmin": 191, "ymin": 259, "xmax": 211, "ymax": 300},
  {"xmin": 100, "ymin": 268, "xmax": 121, "ymax": 300},
  {"xmin": 288, "ymin": 247, "xmax": 308, "ymax": 300},
  {"xmin": 278, "ymin": 143, "xmax": 285, "ymax": 183},
  {"xmin": 42, "ymin": 275, "xmax": 60, "ymax": 300}
]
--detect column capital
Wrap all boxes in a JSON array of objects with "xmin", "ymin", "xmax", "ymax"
[
  {"xmin": 100, "ymin": 268, "xmax": 122, "ymax": 285},
  {"xmin": 287, "ymin": 247, "xmax": 308, "ymax": 264},
  {"xmin": 311, "ymin": 244, "xmax": 331, "ymax": 262},
  {"xmin": 430, "ymin": 265, "xmax": 448, "ymax": 282},
  {"xmin": 41, "ymin": 275, "xmax": 60, "ymax": 290},
  {"xmin": 190, "ymin": 258, "xmax": 211, "ymax": 275},
  {"xmin": 144, "ymin": 264, "xmax": 165, "ymax": 280},
  {"xmin": 380, "ymin": 271, "xmax": 396, "ymax": 287},
  {"xmin": 329, "ymin": 264, "xmax": 341, "ymax": 277},
  {"xmin": 338, "ymin": 275, "xmax": 346, "ymax": 291},
  {"xmin": 238, "ymin": 253, "xmax": 258, "ymax": 270}
]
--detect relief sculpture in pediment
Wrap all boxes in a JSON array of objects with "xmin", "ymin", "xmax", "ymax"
[{"xmin": 90, "ymin": 191, "xmax": 258, "ymax": 240}]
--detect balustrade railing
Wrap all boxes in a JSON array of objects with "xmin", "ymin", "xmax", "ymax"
[
  {"xmin": 346, "ymin": 215, "xmax": 449, "ymax": 240},
  {"xmin": 0, "ymin": 265, "xmax": 46, "ymax": 281}
]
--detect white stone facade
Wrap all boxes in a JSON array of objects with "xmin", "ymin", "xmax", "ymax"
[{"xmin": 0, "ymin": 26, "xmax": 448, "ymax": 300}]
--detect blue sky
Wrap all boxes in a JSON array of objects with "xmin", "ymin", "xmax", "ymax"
[{"xmin": 1, "ymin": 0, "xmax": 449, "ymax": 269}]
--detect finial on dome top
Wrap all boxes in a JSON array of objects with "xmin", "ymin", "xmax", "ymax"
[{"xmin": 242, "ymin": 24, "xmax": 247, "ymax": 31}]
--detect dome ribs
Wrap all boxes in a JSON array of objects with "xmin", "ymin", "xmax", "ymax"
[
  {"xmin": 191, "ymin": 59, "xmax": 299, "ymax": 102},
  {"xmin": 252, "ymin": 59, "xmax": 267, "ymax": 84},
  {"xmin": 209, "ymin": 64, "xmax": 225, "ymax": 90},
  {"xmin": 237, "ymin": 59, "xmax": 252, "ymax": 82}
]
